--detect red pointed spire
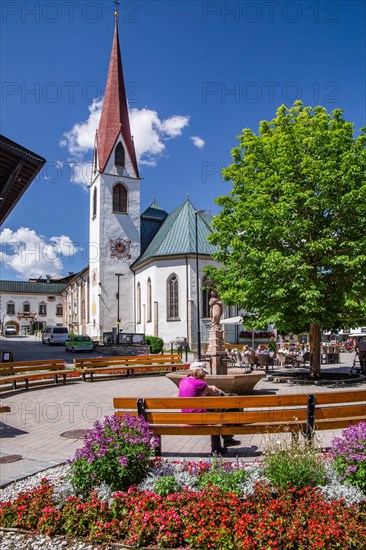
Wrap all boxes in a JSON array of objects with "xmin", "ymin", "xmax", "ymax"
[{"xmin": 97, "ymin": 16, "xmax": 139, "ymax": 177}]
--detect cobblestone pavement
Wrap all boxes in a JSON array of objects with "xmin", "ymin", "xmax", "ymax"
[{"xmin": 1, "ymin": 351, "xmax": 364, "ymax": 487}]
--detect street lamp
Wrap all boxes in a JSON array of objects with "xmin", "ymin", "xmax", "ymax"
[
  {"xmin": 115, "ymin": 273, "xmax": 124, "ymax": 343},
  {"xmin": 195, "ymin": 209, "xmax": 206, "ymax": 360}
]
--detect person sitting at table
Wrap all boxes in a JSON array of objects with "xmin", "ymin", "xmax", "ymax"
[
  {"xmin": 299, "ymin": 344, "xmax": 309, "ymax": 355},
  {"xmin": 178, "ymin": 362, "xmax": 241, "ymax": 455},
  {"xmin": 278, "ymin": 344, "xmax": 288, "ymax": 354}
]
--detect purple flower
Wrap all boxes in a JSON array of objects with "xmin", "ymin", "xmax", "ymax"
[{"xmin": 118, "ymin": 456, "xmax": 128, "ymax": 467}]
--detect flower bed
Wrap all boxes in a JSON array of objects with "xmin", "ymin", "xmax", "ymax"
[{"xmin": 1, "ymin": 417, "xmax": 365, "ymax": 549}]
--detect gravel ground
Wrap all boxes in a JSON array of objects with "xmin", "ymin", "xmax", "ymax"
[
  {"xmin": 0, "ymin": 465, "xmax": 115, "ymax": 550},
  {"xmin": 0, "ymin": 464, "xmax": 71, "ymax": 503},
  {"xmin": 0, "ymin": 531, "xmax": 110, "ymax": 550}
]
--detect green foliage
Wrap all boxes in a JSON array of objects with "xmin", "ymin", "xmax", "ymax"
[
  {"xmin": 145, "ymin": 335, "xmax": 164, "ymax": 354},
  {"xmin": 68, "ymin": 415, "xmax": 157, "ymax": 498},
  {"xmin": 263, "ymin": 436, "xmax": 328, "ymax": 489},
  {"xmin": 205, "ymin": 102, "xmax": 366, "ymax": 376},
  {"xmin": 198, "ymin": 464, "xmax": 249, "ymax": 495},
  {"xmin": 153, "ymin": 475, "xmax": 180, "ymax": 497}
]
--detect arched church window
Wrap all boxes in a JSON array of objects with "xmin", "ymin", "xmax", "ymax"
[
  {"xmin": 137, "ymin": 282, "xmax": 141, "ymax": 324},
  {"xmin": 113, "ymin": 183, "xmax": 128, "ymax": 213},
  {"xmin": 167, "ymin": 274, "xmax": 179, "ymax": 320},
  {"xmin": 115, "ymin": 142, "xmax": 125, "ymax": 167},
  {"xmin": 92, "ymin": 188, "xmax": 97, "ymax": 218},
  {"xmin": 147, "ymin": 278, "xmax": 152, "ymax": 322}
]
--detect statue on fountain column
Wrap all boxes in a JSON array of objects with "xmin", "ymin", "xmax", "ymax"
[{"xmin": 209, "ymin": 289, "xmax": 223, "ymax": 329}]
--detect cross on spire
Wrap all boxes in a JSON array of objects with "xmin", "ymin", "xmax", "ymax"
[{"xmin": 114, "ymin": 0, "xmax": 120, "ymax": 17}]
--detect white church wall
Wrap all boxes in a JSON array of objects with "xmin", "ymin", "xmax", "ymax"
[{"xmin": 134, "ymin": 256, "xmax": 221, "ymax": 346}]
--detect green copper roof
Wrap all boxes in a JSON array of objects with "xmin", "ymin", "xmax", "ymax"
[
  {"xmin": 140, "ymin": 198, "xmax": 169, "ymax": 254},
  {"xmin": 0, "ymin": 280, "xmax": 66, "ymax": 294},
  {"xmin": 134, "ymin": 199, "xmax": 217, "ymax": 267}
]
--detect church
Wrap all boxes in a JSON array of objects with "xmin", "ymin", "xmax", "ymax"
[
  {"xmin": 63, "ymin": 12, "xmax": 238, "ymax": 350},
  {"xmin": 0, "ymin": 12, "xmax": 239, "ymax": 350}
]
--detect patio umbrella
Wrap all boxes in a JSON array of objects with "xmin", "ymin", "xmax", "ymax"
[
  {"xmin": 220, "ymin": 316, "xmax": 256, "ymax": 348},
  {"xmin": 220, "ymin": 316, "xmax": 243, "ymax": 325}
]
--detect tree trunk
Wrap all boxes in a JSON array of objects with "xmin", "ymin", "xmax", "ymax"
[{"xmin": 309, "ymin": 322, "xmax": 321, "ymax": 378}]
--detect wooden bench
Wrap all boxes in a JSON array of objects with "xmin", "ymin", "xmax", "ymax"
[
  {"xmin": 114, "ymin": 389, "xmax": 366, "ymax": 454},
  {"xmin": 74, "ymin": 354, "xmax": 187, "ymax": 382},
  {"xmin": 0, "ymin": 359, "xmax": 70, "ymax": 390}
]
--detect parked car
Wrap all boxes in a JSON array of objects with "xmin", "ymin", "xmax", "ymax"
[
  {"xmin": 4, "ymin": 325, "xmax": 17, "ymax": 335},
  {"xmin": 42, "ymin": 326, "xmax": 69, "ymax": 345},
  {"xmin": 65, "ymin": 335, "xmax": 93, "ymax": 353}
]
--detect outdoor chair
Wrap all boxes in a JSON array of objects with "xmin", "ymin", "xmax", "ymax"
[
  {"xmin": 276, "ymin": 351, "xmax": 287, "ymax": 368},
  {"xmin": 242, "ymin": 353, "xmax": 255, "ymax": 371},
  {"xmin": 235, "ymin": 352, "xmax": 243, "ymax": 367},
  {"xmin": 226, "ymin": 353, "xmax": 236, "ymax": 368},
  {"xmin": 321, "ymin": 349, "xmax": 329, "ymax": 364},
  {"xmin": 295, "ymin": 355, "xmax": 306, "ymax": 367},
  {"xmin": 257, "ymin": 353, "xmax": 271, "ymax": 373}
]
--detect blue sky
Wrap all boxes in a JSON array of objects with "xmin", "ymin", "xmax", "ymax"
[{"xmin": 1, "ymin": 0, "xmax": 365, "ymax": 280}]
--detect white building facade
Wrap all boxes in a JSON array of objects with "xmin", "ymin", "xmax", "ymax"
[{"xmin": 0, "ymin": 281, "xmax": 65, "ymax": 335}]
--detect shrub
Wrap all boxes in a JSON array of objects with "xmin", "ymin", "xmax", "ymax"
[
  {"xmin": 67, "ymin": 414, "xmax": 158, "ymax": 498},
  {"xmin": 0, "ymin": 479, "xmax": 54, "ymax": 530},
  {"xmin": 145, "ymin": 335, "xmax": 164, "ymax": 353},
  {"xmin": 197, "ymin": 459, "xmax": 249, "ymax": 495},
  {"xmin": 330, "ymin": 421, "xmax": 366, "ymax": 492},
  {"xmin": 263, "ymin": 436, "xmax": 328, "ymax": 489},
  {"xmin": 1, "ymin": 469, "xmax": 365, "ymax": 548}
]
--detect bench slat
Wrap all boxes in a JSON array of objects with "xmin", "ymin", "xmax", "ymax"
[
  {"xmin": 313, "ymin": 416, "xmax": 366, "ymax": 430},
  {"xmin": 142, "ymin": 409, "xmax": 309, "ymax": 424},
  {"xmin": 0, "ymin": 360, "xmax": 64, "ymax": 369},
  {"xmin": 74, "ymin": 354, "xmax": 182, "ymax": 369},
  {"xmin": 316, "ymin": 404, "xmax": 366, "ymax": 419},
  {"xmin": 314, "ymin": 390, "xmax": 366, "ymax": 405},
  {"xmin": 3, "ymin": 365, "xmax": 66, "ymax": 373}
]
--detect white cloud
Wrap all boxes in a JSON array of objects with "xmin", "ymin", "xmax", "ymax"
[
  {"xmin": 160, "ymin": 115, "xmax": 190, "ymax": 137},
  {"xmin": 60, "ymin": 102, "xmax": 190, "ymax": 180},
  {"xmin": 70, "ymin": 162, "xmax": 93, "ymax": 186},
  {"xmin": 60, "ymin": 99, "xmax": 102, "ymax": 157},
  {"xmin": 0, "ymin": 227, "xmax": 80, "ymax": 279},
  {"xmin": 49, "ymin": 235, "xmax": 80, "ymax": 257},
  {"xmin": 129, "ymin": 108, "xmax": 166, "ymax": 166},
  {"xmin": 191, "ymin": 136, "xmax": 205, "ymax": 149}
]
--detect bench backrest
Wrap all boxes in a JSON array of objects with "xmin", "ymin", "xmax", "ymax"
[
  {"xmin": 0, "ymin": 359, "xmax": 65, "ymax": 374},
  {"xmin": 74, "ymin": 354, "xmax": 182, "ymax": 369},
  {"xmin": 114, "ymin": 390, "xmax": 366, "ymax": 430}
]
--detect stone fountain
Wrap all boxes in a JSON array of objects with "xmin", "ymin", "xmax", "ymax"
[{"xmin": 166, "ymin": 289, "xmax": 265, "ymax": 395}]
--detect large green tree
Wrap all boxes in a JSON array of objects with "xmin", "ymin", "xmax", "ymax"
[{"xmin": 205, "ymin": 102, "xmax": 366, "ymax": 378}]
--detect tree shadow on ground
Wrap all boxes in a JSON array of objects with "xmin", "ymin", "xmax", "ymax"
[{"xmin": 0, "ymin": 422, "xmax": 28, "ymax": 438}]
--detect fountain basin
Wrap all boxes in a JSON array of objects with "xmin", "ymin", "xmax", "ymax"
[{"xmin": 166, "ymin": 370, "xmax": 265, "ymax": 395}]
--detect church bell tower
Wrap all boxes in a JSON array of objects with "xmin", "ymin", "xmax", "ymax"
[{"xmin": 89, "ymin": 9, "xmax": 140, "ymax": 339}]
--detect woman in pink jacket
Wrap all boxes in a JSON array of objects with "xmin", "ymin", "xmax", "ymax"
[{"xmin": 179, "ymin": 362, "xmax": 240, "ymax": 455}]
